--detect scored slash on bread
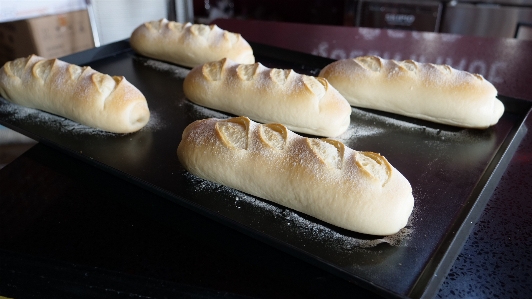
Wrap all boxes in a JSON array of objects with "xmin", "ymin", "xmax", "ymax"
[
  {"xmin": 130, "ymin": 18, "xmax": 255, "ymax": 68},
  {"xmin": 183, "ymin": 58, "xmax": 352, "ymax": 138},
  {"xmin": 0, "ymin": 55, "xmax": 150, "ymax": 133},
  {"xmin": 319, "ymin": 56, "xmax": 505, "ymax": 129},
  {"xmin": 177, "ymin": 116, "xmax": 414, "ymax": 236}
]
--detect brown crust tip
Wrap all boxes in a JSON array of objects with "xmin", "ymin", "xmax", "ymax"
[
  {"xmin": 215, "ymin": 117, "xmax": 250, "ymax": 149},
  {"xmin": 202, "ymin": 58, "xmax": 226, "ymax": 81},
  {"xmin": 356, "ymin": 56, "xmax": 383, "ymax": 72},
  {"xmin": 258, "ymin": 123, "xmax": 288, "ymax": 150},
  {"xmin": 236, "ymin": 63, "xmax": 260, "ymax": 81},
  {"xmin": 307, "ymin": 138, "xmax": 344, "ymax": 169},
  {"xmin": 356, "ymin": 151, "xmax": 392, "ymax": 186}
]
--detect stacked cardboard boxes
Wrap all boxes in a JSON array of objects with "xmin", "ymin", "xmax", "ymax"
[{"xmin": 0, "ymin": 9, "xmax": 94, "ymax": 66}]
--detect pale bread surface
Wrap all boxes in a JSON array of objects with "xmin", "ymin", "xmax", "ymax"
[
  {"xmin": 130, "ymin": 19, "xmax": 255, "ymax": 68},
  {"xmin": 319, "ymin": 56, "xmax": 504, "ymax": 128},
  {"xmin": 177, "ymin": 116, "xmax": 414, "ymax": 235},
  {"xmin": 0, "ymin": 55, "xmax": 150, "ymax": 133},
  {"xmin": 183, "ymin": 58, "xmax": 352, "ymax": 137}
]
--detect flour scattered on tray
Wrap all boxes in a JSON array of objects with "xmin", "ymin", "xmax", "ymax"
[
  {"xmin": 139, "ymin": 58, "xmax": 191, "ymax": 79},
  {"xmin": 349, "ymin": 107, "xmax": 487, "ymax": 142},
  {"xmin": 142, "ymin": 111, "xmax": 165, "ymax": 131},
  {"xmin": 334, "ymin": 121, "xmax": 386, "ymax": 142},
  {"xmin": 184, "ymin": 100, "xmax": 232, "ymax": 120},
  {"xmin": 352, "ymin": 107, "xmax": 428, "ymax": 130},
  {"xmin": 184, "ymin": 172, "xmax": 413, "ymax": 249}
]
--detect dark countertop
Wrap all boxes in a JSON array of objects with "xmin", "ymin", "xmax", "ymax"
[{"xmin": 1, "ymin": 20, "xmax": 531, "ymax": 298}]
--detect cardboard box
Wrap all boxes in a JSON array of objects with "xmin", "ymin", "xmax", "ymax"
[
  {"xmin": 0, "ymin": 0, "xmax": 87, "ymax": 23},
  {"xmin": 0, "ymin": 9, "xmax": 94, "ymax": 66}
]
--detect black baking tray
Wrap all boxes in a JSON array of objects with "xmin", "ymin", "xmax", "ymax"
[{"xmin": 0, "ymin": 40, "xmax": 530, "ymax": 299}]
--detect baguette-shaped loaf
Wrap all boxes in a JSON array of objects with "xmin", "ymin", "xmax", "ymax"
[
  {"xmin": 0, "ymin": 55, "xmax": 150, "ymax": 133},
  {"xmin": 183, "ymin": 58, "xmax": 352, "ymax": 137},
  {"xmin": 177, "ymin": 116, "xmax": 414, "ymax": 235},
  {"xmin": 319, "ymin": 56, "xmax": 505, "ymax": 128},
  {"xmin": 130, "ymin": 19, "xmax": 255, "ymax": 68}
]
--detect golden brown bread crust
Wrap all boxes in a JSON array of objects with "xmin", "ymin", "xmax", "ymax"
[
  {"xmin": 183, "ymin": 58, "xmax": 352, "ymax": 138},
  {"xmin": 130, "ymin": 19, "xmax": 255, "ymax": 68},
  {"xmin": 177, "ymin": 116, "xmax": 414, "ymax": 235},
  {"xmin": 319, "ymin": 56, "xmax": 505, "ymax": 129},
  {"xmin": 0, "ymin": 55, "xmax": 150, "ymax": 133}
]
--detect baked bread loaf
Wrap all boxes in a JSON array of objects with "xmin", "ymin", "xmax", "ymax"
[
  {"xmin": 130, "ymin": 19, "xmax": 255, "ymax": 68},
  {"xmin": 183, "ymin": 58, "xmax": 352, "ymax": 137},
  {"xmin": 319, "ymin": 56, "xmax": 505, "ymax": 129},
  {"xmin": 0, "ymin": 55, "xmax": 150, "ymax": 133},
  {"xmin": 177, "ymin": 116, "xmax": 414, "ymax": 235}
]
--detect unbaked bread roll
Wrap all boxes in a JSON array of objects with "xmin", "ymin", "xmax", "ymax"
[
  {"xmin": 319, "ymin": 56, "xmax": 504, "ymax": 129},
  {"xmin": 177, "ymin": 116, "xmax": 414, "ymax": 235},
  {"xmin": 0, "ymin": 55, "xmax": 150, "ymax": 133},
  {"xmin": 130, "ymin": 19, "xmax": 255, "ymax": 68},
  {"xmin": 183, "ymin": 58, "xmax": 352, "ymax": 138}
]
